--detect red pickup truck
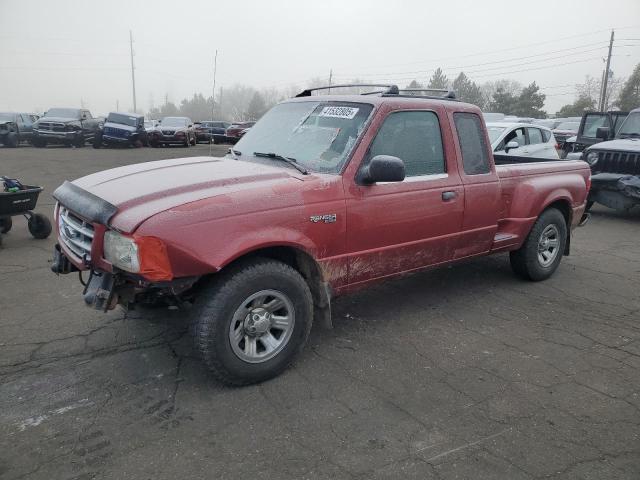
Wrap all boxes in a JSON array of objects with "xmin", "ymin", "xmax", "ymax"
[{"xmin": 51, "ymin": 85, "xmax": 591, "ymax": 385}]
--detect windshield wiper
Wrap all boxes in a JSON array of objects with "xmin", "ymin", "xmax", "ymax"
[
  {"xmin": 619, "ymin": 133, "xmax": 640, "ymax": 138},
  {"xmin": 253, "ymin": 152, "xmax": 309, "ymax": 175}
]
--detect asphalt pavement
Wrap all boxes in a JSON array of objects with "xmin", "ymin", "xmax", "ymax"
[{"xmin": 1, "ymin": 144, "xmax": 639, "ymax": 479}]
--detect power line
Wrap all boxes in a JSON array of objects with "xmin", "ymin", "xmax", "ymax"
[
  {"xmin": 339, "ymin": 42, "xmax": 608, "ymax": 78},
  {"xmin": 341, "ymin": 46, "xmax": 608, "ymax": 80}
]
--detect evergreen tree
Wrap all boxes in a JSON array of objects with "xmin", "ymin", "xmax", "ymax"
[
  {"xmin": 452, "ymin": 72, "xmax": 485, "ymax": 108},
  {"xmin": 514, "ymin": 82, "xmax": 546, "ymax": 118},
  {"xmin": 490, "ymin": 87, "xmax": 518, "ymax": 114},
  {"xmin": 616, "ymin": 63, "xmax": 640, "ymax": 111},
  {"xmin": 427, "ymin": 68, "xmax": 449, "ymax": 89}
]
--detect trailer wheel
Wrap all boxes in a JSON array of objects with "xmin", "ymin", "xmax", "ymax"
[
  {"xmin": 28, "ymin": 213, "xmax": 52, "ymax": 239},
  {"xmin": 193, "ymin": 258, "xmax": 313, "ymax": 386},
  {"xmin": 510, "ymin": 208, "xmax": 567, "ymax": 281},
  {"xmin": 0, "ymin": 217, "xmax": 12, "ymax": 234}
]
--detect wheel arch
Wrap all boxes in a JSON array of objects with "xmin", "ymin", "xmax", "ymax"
[
  {"xmin": 215, "ymin": 245, "xmax": 333, "ymax": 329},
  {"xmin": 540, "ymin": 198, "xmax": 572, "ymax": 255}
]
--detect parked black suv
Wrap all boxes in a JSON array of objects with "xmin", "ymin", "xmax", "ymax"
[
  {"xmin": 93, "ymin": 112, "xmax": 148, "ymax": 148},
  {"xmin": 583, "ymin": 107, "xmax": 640, "ymax": 211},
  {"xmin": 32, "ymin": 108, "xmax": 103, "ymax": 148},
  {"xmin": 0, "ymin": 112, "xmax": 37, "ymax": 147},
  {"xmin": 562, "ymin": 111, "xmax": 629, "ymax": 158}
]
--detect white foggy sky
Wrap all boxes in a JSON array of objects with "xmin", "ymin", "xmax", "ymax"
[{"xmin": 1, "ymin": 0, "xmax": 639, "ymax": 115}]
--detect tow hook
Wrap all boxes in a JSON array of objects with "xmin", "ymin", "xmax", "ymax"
[
  {"xmin": 578, "ymin": 212, "xmax": 591, "ymax": 227},
  {"xmin": 51, "ymin": 244, "xmax": 79, "ymax": 274},
  {"xmin": 83, "ymin": 271, "xmax": 118, "ymax": 311}
]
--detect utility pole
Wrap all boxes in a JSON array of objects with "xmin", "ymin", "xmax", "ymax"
[
  {"xmin": 209, "ymin": 50, "xmax": 218, "ymax": 157},
  {"xmin": 129, "ymin": 30, "xmax": 137, "ymax": 113},
  {"xmin": 116, "ymin": 99, "xmax": 119, "ymax": 111},
  {"xmin": 328, "ymin": 69, "xmax": 333, "ymax": 94},
  {"xmin": 599, "ymin": 29, "xmax": 614, "ymax": 111}
]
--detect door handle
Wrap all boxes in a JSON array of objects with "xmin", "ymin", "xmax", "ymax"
[{"xmin": 442, "ymin": 191, "xmax": 457, "ymax": 201}]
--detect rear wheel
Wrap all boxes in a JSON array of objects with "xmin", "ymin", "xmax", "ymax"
[
  {"xmin": 0, "ymin": 217, "xmax": 12, "ymax": 234},
  {"xmin": 510, "ymin": 208, "xmax": 567, "ymax": 281},
  {"xmin": 28, "ymin": 213, "xmax": 52, "ymax": 239},
  {"xmin": 193, "ymin": 258, "xmax": 313, "ymax": 386}
]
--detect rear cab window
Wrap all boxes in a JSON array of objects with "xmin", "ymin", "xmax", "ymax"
[{"xmin": 454, "ymin": 112, "xmax": 491, "ymax": 175}]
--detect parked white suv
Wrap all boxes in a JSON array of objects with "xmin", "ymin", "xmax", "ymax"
[{"xmin": 487, "ymin": 122, "xmax": 559, "ymax": 159}]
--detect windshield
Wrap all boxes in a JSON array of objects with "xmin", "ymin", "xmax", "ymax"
[
  {"xmin": 233, "ymin": 101, "xmax": 374, "ymax": 174},
  {"xmin": 0, "ymin": 113, "xmax": 14, "ymax": 122},
  {"xmin": 487, "ymin": 126, "xmax": 506, "ymax": 144},
  {"xmin": 107, "ymin": 113, "xmax": 140, "ymax": 126},
  {"xmin": 556, "ymin": 122, "xmax": 579, "ymax": 131},
  {"xmin": 45, "ymin": 108, "xmax": 81, "ymax": 118},
  {"xmin": 162, "ymin": 117, "xmax": 188, "ymax": 127},
  {"xmin": 617, "ymin": 112, "xmax": 640, "ymax": 137}
]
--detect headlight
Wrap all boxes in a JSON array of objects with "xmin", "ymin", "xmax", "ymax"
[
  {"xmin": 586, "ymin": 151, "xmax": 599, "ymax": 166},
  {"xmin": 103, "ymin": 231, "xmax": 173, "ymax": 281},
  {"xmin": 104, "ymin": 231, "xmax": 140, "ymax": 272}
]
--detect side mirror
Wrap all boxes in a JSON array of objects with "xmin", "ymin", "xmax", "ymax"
[
  {"xmin": 596, "ymin": 126, "xmax": 610, "ymax": 140},
  {"xmin": 505, "ymin": 140, "xmax": 519, "ymax": 153},
  {"xmin": 361, "ymin": 155, "xmax": 405, "ymax": 184}
]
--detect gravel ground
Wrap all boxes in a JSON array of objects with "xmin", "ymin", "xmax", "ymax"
[{"xmin": 0, "ymin": 144, "xmax": 639, "ymax": 479}]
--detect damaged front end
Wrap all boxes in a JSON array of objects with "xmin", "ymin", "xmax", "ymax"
[
  {"xmin": 589, "ymin": 173, "xmax": 640, "ymax": 211},
  {"xmin": 50, "ymin": 180, "xmax": 199, "ymax": 312}
]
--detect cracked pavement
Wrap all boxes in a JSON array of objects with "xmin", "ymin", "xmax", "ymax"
[{"xmin": 1, "ymin": 145, "xmax": 639, "ymax": 479}]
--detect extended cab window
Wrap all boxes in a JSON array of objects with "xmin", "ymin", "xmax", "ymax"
[
  {"xmin": 454, "ymin": 113, "xmax": 491, "ymax": 175},
  {"xmin": 366, "ymin": 111, "xmax": 445, "ymax": 177}
]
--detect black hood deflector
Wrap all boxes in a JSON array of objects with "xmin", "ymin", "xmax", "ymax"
[{"xmin": 52, "ymin": 181, "xmax": 118, "ymax": 225}]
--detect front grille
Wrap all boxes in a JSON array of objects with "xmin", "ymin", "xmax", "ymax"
[
  {"xmin": 593, "ymin": 150, "xmax": 640, "ymax": 175},
  {"xmin": 104, "ymin": 126, "xmax": 127, "ymax": 138},
  {"xmin": 38, "ymin": 122, "xmax": 66, "ymax": 132},
  {"xmin": 162, "ymin": 130, "xmax": 175, "ymax": 136},
  {"xmin": 58, "ymin": 206, "xmax": 94, "ymax": 260}
]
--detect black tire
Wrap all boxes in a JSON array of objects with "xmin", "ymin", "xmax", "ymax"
[
  {"xmin": 32, "ymin": 138, "xmax": 46, "ymax": 148},
  {"xmin": 190, "ymin": 134, "xmax": 197, "ymax": 146},
  {"xmin": 510, "ymin": 208, "xmax": 567, "ymax": 281},
  {"xmin": 28, "ymin": 213, "xmax": 52, "ymax": 239},
  {"xmin": 5, "ymin": 133, "xmax": 18, "ymax": 148},
  {"xmin": 585, "ymin": 200, "xmax": 594, "ymax": 212},
  {"xmin": 193, "ymin": 258, "xmax": 313, "ymax": 386},
  {"xmin": 93, "ymin": 134, "xmax": 102, "ymax": 149},
  {"xmin": 0, "ymin": 217, "xmax": 12, "ymax": 234},
  {"xmin": 74, "ymin": 136, "xmax": 85, "ymax": 148}
]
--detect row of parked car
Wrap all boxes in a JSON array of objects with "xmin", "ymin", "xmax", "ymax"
[{"xmin": 0, "ymin": 107, "xmax": 255, "ymax": 148}]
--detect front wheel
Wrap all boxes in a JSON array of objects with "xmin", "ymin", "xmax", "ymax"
[
  {"xmin": 28, "ymin": 213, "xmax": 52, "ymax": 239},
  {"xmin": 32, "ymin": 138, "xmax": 46, "ymax": 148},
  {"xmin": 510, "ymin": 208, "xmax": 567, "ymax": 281},
  {"xmin": 0, "ymin": 217, "xmax": 12, "ymax": 234},
  {"xmin": 4, "ymin": 133, "xmax": 19, "ymax": 148},
  {"xmin": 193, "ymin": 258, "xmax": 313, "ymax": 386}
]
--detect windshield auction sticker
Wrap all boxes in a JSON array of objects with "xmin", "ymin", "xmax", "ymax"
[{"xmin": 319, "ymin": 106, "xmax": 359, "ymax": 119}]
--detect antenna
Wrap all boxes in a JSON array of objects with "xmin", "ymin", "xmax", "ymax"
[{"xmin": 209, "ymin": 50, "xmax": 218, "ymax": 157}]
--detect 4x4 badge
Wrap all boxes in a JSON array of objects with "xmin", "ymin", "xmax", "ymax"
[{"xmin": 310, "ymin": 214, "xmax": 337, "ymax": 224}]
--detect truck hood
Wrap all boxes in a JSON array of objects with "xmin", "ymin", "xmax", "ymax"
[
  {"xmin": 36, "ymin": 116, "xmax": 79, "ymax": 124},
  {"xmin": 588, "ymin": 138, "xmax": 640, "ymax": 152},
  {"xmin": 71, "ymin": 156, "xmax": 305, "ymax": 232}
]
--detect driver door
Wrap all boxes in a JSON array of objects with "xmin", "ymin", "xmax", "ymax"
[{"xmin": 344, "ymin": 107, "xmax": 464, "ymax": 287}]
